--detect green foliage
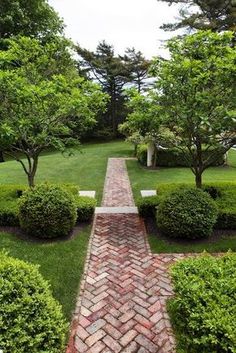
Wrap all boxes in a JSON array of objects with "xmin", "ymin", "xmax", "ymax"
[
  {"xmin": 150, "ymin": 31, "xmax": 236, "ymax": 187},
  {"xmin": 0, "ymin": 251, "xmax": 67, "ymax": 353},
  {"xmin": 0, "ymin": 0, "xmax": 63, "ymax": 40},
  {"xmin": 136, "ymin": 144, "xmax": 148, "ymax": 165},
  {"xmin": 75, "ymin": 196, "xmax": 97, "ymax": 222},
  {"xmin": 137, "ymin": 195, "xmax": 160, "ymax": 218},
  {"xmin": 169, "ymin": 254, "xmax": 236, "ymax": 353},
  {"xmin": 158, "ymin": 0, "xmax": 236, "ymax": 32},
  {"xmin": 157, "ymin": 188, "xmax": 218, "ymax": 239},
  {"xmin": 18, "ymin": 184, "xmax": 77, "ymax": 238},
  {"xmin": 0, "ymin": 36, "xmax": 108, "ymax": 186},
  {"xmin": 0, "ymin": 184, "xmax": 26, "ymax": 226},
  {"xmin": 137, "ymin": 145, "xmax": 225, "ymax": 167}
]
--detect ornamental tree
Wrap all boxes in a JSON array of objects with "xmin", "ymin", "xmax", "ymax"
[
  {"xmin": 151, "ymin": 31, "xmax": 236, "ymax": 187},
  {"xmin": 0, "ymin": 37, "xmax": 108, "ymax": 187}
]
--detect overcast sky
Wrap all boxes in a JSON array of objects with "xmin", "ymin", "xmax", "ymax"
[{"xmin": 49, "ymin": 0, "xmax": 181, "ymax": 58}]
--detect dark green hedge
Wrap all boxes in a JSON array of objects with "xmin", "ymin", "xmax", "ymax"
[
  {"xmin": 156, "ymin": 188, "xmax": 218, "ymax": 239},
  {"xmin": 137, "ymin": 182, "xmax": 236, "ymax": 230},
  {"xmin": 169, "ymin": 254, "xmax": 236, "ymax": 353},
  {"xmin": 0, "ymin": 184, "xmax": 96, "ymax": 227},
  {"xmin": 137, "ymin": 144, "xmax": 225, "ymax": 167},
  {"xmin": 75, "ymin": 196, "xmax": 97, "ymax": 222}
]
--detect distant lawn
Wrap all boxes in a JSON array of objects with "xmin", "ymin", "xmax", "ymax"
[
  {"xmin": 0, "ymin": 140, "xmax": 133, "ymax": 205},
  {"xmin": 0, "ymin": 225, "xmax": 90, "ymax": 321},
  {"xmin": 127, "ymin": 149, "xmax": 236, "ymax": 201}
]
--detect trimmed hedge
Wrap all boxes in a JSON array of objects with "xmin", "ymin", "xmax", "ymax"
[
  {"xmin": 18, "ymin": 184, "xmax": 77, "ymax": 239},
  {"xmin": 0, "ymin": 252, "xmax": 67, "ymax": 353},
  {"xmin": 156, "ymin": 188, "xmax": 218, "ymax": 239},
  {"xmin": 137, "ymin": 182, "xmax": 236, "ymax": 230},
  {"xmin": 137, "ymin": 195, "xmax": 160, "ymax": 218},
  {"xmin": 137, "ymin": 144, "xmax": 225, "ymax": 167},
  {"xmin": 169, "ymin": 254, "xmax": 236, "ymax": 353},
  {"xmin": 75, "ymin": 196, "xmax": 97, "ymax": 222},
  {"xmin": 0, "ymin": 183, "xmax": 98, "ymax": 227}
]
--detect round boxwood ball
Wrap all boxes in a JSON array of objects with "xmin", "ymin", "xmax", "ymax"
[
  {"xmin": 18, "ymin": 184, "xmax": 77, "ymax": 238},
  {"xmin": 156, "ymin": 188, "xmax": 218, "ymax": 239},
  {"xmin": 0, "ymin": 252, "xmax": 67, "ymax": 353}
]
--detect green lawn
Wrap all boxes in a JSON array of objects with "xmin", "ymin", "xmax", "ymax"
[
  {"xmin": 0, "ymin": 140, "xmax": 133, "ymax": 205},
  {"xmin": 127, "ymin": 149, "xmax": 236, "ymax": 201},
  {"xmin": 0, "ymin": 225, "xmax": 90, "ymax": 321},
  {"xmin": 149, "ymin": 231, "xmax": 236, "ymax": 253}
]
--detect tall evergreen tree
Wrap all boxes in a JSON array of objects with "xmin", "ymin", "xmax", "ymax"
[
  {"xmin": 122, "ymin": 48, "xmax": 150, "ymax": 92},
  {"xmin": 77, "ymin": 41, "xmax": 130, "ymax": 136},
  {"xmin": 158, "ymin": 0, "xmax": 236, "ymax": 32}
]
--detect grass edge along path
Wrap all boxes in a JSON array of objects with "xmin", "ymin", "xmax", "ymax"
[{"xmin": 0, "ymin": 224, "xmax": 91, "ymax": 321}]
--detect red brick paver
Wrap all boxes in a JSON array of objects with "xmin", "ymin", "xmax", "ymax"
[
  {"xmin": 67, "ymin": 158, "xmax": 183, "ymax": 353},
  {"xmin": 102, "ymin": 158, "xmax": 135, "ymax": 207}
]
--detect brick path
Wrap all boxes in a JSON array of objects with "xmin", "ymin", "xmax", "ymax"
[{"xmin": 67, "ymin": 158, "xmax": 183, "ymax": 353}]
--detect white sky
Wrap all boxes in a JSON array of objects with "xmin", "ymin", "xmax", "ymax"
[{"xmin": 48, "ymin": 0, "xmax": 181, "ymax": 58}]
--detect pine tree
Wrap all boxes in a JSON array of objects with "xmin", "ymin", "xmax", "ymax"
[{"xmin": 158, "ymin": 0, "xmax": 236, "ymax": 32}]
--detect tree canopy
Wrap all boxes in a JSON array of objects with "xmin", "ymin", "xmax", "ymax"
[
  {"xmin": 158, "ymin": 0, "xmax": 236, "ymax": 32},
  {"xmin": 0, "ymin": 0, "xmax": 63, "ymax": 40},
  {"xmin": 0, "ymin": 37, "xmax": 108, "ymax": 186},
  {"xmin": 123, "ymin": 31, "xmax": 236, "ymax": 187}
]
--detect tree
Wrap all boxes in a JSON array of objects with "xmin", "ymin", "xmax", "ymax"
[
  {"xmin": 0, "ymin": 37, "xmax": 108, "ymax": 187},
  {"xmin": 121, "ymin": 48, "xmax": 150, "ymax": 92},
  {"xmin": 0, "ymin": 0, "xmax": 63, "ymax": 40},
  {"xmin": 150, "ymin": 31, "xmax": 236, "ymax": 187},
  {"xmin": 119, "ymin": 89, "xmax": 174, "ymax": 164},
  {"xmin": 77, "ymin": 41, "xmax": 130, "ymax": 136},
  {"xmin": 158, "ymin": 0, "xmax": 236, "ymax": 32}
]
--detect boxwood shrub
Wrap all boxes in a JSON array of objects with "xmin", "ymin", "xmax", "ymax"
[
  {"xmin": 75, "ymin": 196, "xmax": 97, "ymax": 222},
  {"xmin": 169, "ymin": 254, "xmax": 236, "ymax": 353},
  {"xmin": 156, "ymin": 188, "xmax": 218, "ymax": 239},
  {"xmin": 0, "ymin": 252, "xmax": 67, "ymax": 353},
  {"xmin": 18, "ymin": 184, "xmax": 77, "ymax": 239},
  {"xmin": 137, "ymin": 195, "xmax": 160, "ymax": 218}
]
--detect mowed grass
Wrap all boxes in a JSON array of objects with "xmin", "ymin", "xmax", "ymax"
[
  {"xmin": 148, "ymin": 231, "xmax": 236, "ymax": 253},
  {"xmin": 0, "ymin": 140, "xmax": 133, "ymax": 205},
  {"xmin": 127, "ymin": 149, "xmax": 236, "ymax": 201},
  {"xmin": 0, "ymin": 225, "xmax": 90, "ymax": 321}
]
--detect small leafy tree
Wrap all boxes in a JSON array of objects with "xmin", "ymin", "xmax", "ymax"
[
  {"xmin": 150, "ymin": 31, "xmax": 236, "ymax": 187},
  {"xmin": 0, "ymin": 37, "xmax": 108, "ymax": 187},
  {"xmin": 119, "ymin": 89, "xmax": 174, "ymax": 164}
]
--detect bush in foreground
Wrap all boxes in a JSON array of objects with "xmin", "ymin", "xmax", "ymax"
[
  {"xmin": 18, "ymin": 184, "xmax": 77, "ymax": 238},
  {"xmin": 157, "ymin": 188, "xmax": 218, "ymax": 239},
  {"xmin": 0, "ymin": 252, "xmax": 67, "ymax": 353},
  {"xmin": 169, "ymin": 254, "xmax": 236, "ymax": 353}
]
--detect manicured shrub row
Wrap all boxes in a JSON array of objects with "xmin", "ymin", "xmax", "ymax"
[
  {"xmin": 0, "ymin": 184, "xmax": 96, "ymax": 230},
  {"xmin": 137, "ymin": 144, "xmax": 225, "ymax": 167},
  {"xmin": 0, "ymin": 252, "xmax": 67, "ymax": 353},
  {"xmin": 157, "ymin": 188, "xmax": 218, "ymax": 239},
  {"xmin": 75, "ymin": 196, "xmax": 97, "ymax": 222},
  {"xmin": 19, "ymin": 184, "xmax": 77, "ymax": 239},
  {"xmin": 137, "ymin": 182, "xmax": 236, "ymax": 231},
  {"xmin": 169, "ymin": 254, "xmax": 236, "ymax": 353}
]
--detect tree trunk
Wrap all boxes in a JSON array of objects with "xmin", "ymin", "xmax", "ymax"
[
  {"xmin": 27, "ymin": 156, "xmax": 38, "ymax": 188},
  {"xmin": 152, "ymin": 146, "xmax": 157, "ymax": 168},
  {"xmin": 27, "ymin": 174, "xmax": 35, "ymax": 188},
  {"xmin": 195, "ymin": 172, "xmax": 202, "ymax": 188},
  {"xmin": 0, "ymin": 151, "xmax": 5, "ymax": 163}
]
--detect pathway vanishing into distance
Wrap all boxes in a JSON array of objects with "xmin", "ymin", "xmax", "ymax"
[{"xmin": 67, "ymin": 158, "xmax": 185, "ymax": 353}]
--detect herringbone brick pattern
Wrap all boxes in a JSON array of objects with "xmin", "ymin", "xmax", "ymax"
[
  {"xmin": 67, "ymin": 158, "xmax": 184, "ymax": 352},
  {"xmin": 102, "ymin": 158, "xmax": 134, "ymax": 207}
]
